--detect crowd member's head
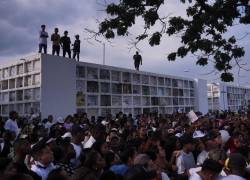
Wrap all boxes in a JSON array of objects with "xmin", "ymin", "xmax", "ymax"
[
  {"xmin": 120, "ymin": 147, "xmax": 136, "ymax": 167},
  {"xmin": 47, "ymin": 168, "xmax": 68, "ymax": 180},
  {"xmin": 48, "ymin": 115, "xmax": 53, "ymax": 123},
  {"xmin": 91, "ymin": 124, "xmax": 106, "ymax": 141},
  {"xmin": 41, "ymin": 24, "xmax": 46, "ymax": 31},
  {"xmin": 13, "ymin": 139, "xmax": 31, "ymax": 160},
  {"xmin": 71, "ymin": 124, "xmax": 85, "ymax": 144},
  {"xmin": 84, "ymin": 150, "xmax": 105, "ymax": 173},
  {"xmin": 92, "ymin": 140, "xmax": 109, "ymax": 157},
  {"xmin": 224, "ymin": 153, "xmax": 247, "ymax": 177},
  {"xmin": 105, "ymin": 151, "xmax": 120, "ymax": 169},
  {"xmin": 54, "ymin": 27, "xmax": 59, "ymax": 34},
  {"xmin": 198, "ymin": 159, "xmax": 223, "ymax": 180},
  {"xmin": 31, "ymin": 138, "xmax": 54, "ymax": 166},
  {"xmin": 203, "ymin": 130, "xmax": 221, "ymax": 150},
  {"xmin": 109, "ymin": 135, "xmax": 120, "ymax": 152},
  {"xmin": 64, "ymin": 31, "xmax": 68, "ymax": 36},
  {"xmin": 9, "ymin": 111, "xmax": 18, "ymax": 121},
  {"xmin": 180, "ymin": 134, "xmax": 194, "ymax": 153},
  {"xmin": 62, "ymin": 139, "xmax": 76, "ymax": 162}
]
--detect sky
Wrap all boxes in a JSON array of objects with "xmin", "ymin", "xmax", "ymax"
[{"xmin": 0, "ymin": 0, "xmax": 250, "ymax": 86}]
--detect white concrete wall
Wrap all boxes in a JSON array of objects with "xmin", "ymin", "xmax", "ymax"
[
  {"xmin": 218, "ymin": 83, "xmax": 228, "ymax": 111},
  {"xmin": 40, "ymin": 54, "xmax": 76, "ymax": 119},
  {"xmin": 195, "ymin": 79, "xmax": 208, "ymax": 115}
]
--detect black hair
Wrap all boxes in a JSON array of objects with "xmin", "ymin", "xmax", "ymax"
[
  {"xmin": 120, "ymin": 147, "xmax": 135, "ymax": 164},
  {"xmin": 47, "ymin": 168, "xmax": 67, "ymax": 180},
  {"xmin": 124, "ymin": 165, "xmax": 152, "ymax": 180},
  {"xmin": 202, "ymin": 159, "xmax": 222, "ymax": 174},
  {"xmin": 84, "ymin": 150, "xmax": 100, "ymax": 170},
  {"xmin": 9, "ymin": 111, "xmax": 17, "ymax": 119},
  {"xmin": 13, "ymin": 139, "xmax": 29, "ymax": 152},
  {"xmin": 92, "ymin": 140, "xmax": 106, "ymax": 154}
]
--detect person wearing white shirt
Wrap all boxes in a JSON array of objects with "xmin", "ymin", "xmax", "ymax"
[
  {"xmin": 176, "ymin": 135, "xmax": 196, "ymax": 178},
  {"xmin": 31, "ymin": 138, "xmax": 56, "ymax": 180},
  {"xmin": 4, "ymin": 111, "xmax": 19, "ymax": 137},
  {"xmin": 189, "ymin": 159, "xmax": 223, "ymax": 180},
  {"xmin": 70, "ymin": 124, "xmax": 85, "ymax": 168},
  {"xmin": 189, "ymin": 149, "xmax": 228, "ymax": 179},
  {"xmin": 44, "ymin": 115, "xmax": 54, "ymax": 130},
  {"xmin": 39, "ymin": 24, "xmax": 49, "ymax": 54}
]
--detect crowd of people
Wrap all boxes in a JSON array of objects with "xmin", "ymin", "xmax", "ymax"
[
  {"xmin": 0, "ymin": 110, "xmax": 250, "ymax": 180},
  {"xmin": 39, "ymin": 24, "xmax": 81, "ymax": 61}
]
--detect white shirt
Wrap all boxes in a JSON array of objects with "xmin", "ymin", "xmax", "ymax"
[
  {"xmin": 71, "ymin": 142, "xmax": 82, "ymax": 167},
  {"xmin": 189, "ymin": 167, "xmax": 226, "ymax": 180},
  {"xmin": 161, "ymin": 172, "xmax": 170, "ymax": 180},
  {"xmin": 221, "ymin": 175, "xmax": 246, "ymax": 180},
  {"xmin": 197, "ymin": 150, "xmax": 208, "ymax": 166},
  {"xmin": 189, "ymin": 172, "xmax": 202, "ymax": 180},
  {"xmin": 45, "ymin": 121, "xmax": 54, "ymax": 130},
  {"xmin": 31, "ymin": 161, "xmax": 56, "ymax": 180},
  {"xmin": 176, "ymin": 150, "xmax": 196, "ymax": 174},
  {"xmin": 4, "ymin": 119, "xmax": 19, "ymax": 136},
  {"xmin": 39, "ymin": 31, "xmax": 48, "ymax": 45}
]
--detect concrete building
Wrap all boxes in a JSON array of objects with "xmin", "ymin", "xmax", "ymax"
[
  {"xmin": 0, "ymin": 54, "xmax": 208, "ymax": 119},
  {"xmin": 207, "ymin": 83, "xmax": 250, "ymax": 112}
]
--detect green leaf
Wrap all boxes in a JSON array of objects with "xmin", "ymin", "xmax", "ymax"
[
  {"xmin": 149, "ymin": 32, "xmax": 162, "ymax": 46},
  {"xmin": 168, "ymin": 53, "xmax": 177, "ymax": 61},
  {"xmin": 228, "ymin": 36, "xmax": 236, "ymax": 44},
  {"xmin": 221, "ymin": 72, "xmax": 234, "ymax": 82},
  {"xmin": 196, "ymin": 57, "xmax": 208, "ymax": 66}
]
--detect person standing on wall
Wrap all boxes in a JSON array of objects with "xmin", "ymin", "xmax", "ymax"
[
  {"xmin": 72, "ymin": 34, "xmax": 81, "ymax": 61},
  {"xmin": 133, "ymin": 51, "xmax": 142, "ymax": 71},
  {"xmin": 51, "ymin": 28, "xmax": 60, "ymax": 56},
  {"xmin": 38, "ymin": 25, "xmax": 49, "ymax": 54},
  {"xmin": 60, "ymin": 31, "xmax": 71, "ymax": 58}
]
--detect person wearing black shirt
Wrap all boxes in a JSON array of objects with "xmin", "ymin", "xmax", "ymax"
[
  {"xmin": 133, "ymin": 51, "xmax": 142, "ymax": 71},
  {"xmin": 60, "ymin": 31, "xmax": 71, "ymax": 58},
  {"xmin": 73, "ymin": 35, "xmax": 81, "ymax": 61}
]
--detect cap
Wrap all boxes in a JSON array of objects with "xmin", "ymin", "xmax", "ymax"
[
  {"xmin": 168, "ymin": 129, "xmax": 175, "ymax": 134},
  {"xmin": 101, "ymin": 120, "xmax": 109, "ymax": 126},
  {"xmin": 193, "ymin": 130, "xmax": 205, "ymax": 139},
  {"xmin": 175, "ymin": 132, "xmax": 183, "ymax": 138},
  {"xmin": 61, "ymin": 132, "xmax": 72, "ymax": 139},
  {"xmin": 219, "ymin": 130, "xmax": 230, "ymax": 144},
  {"xmin": 75, "ymin": 34, "xmax": 80, "ymax": 37},
  {"xmin": 56, "ymin": 117, "xmax": 64, "ymax": 124},
  {"xmin": 41, "ymin": 24, "xmax": 46, "ymax": 28}
]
